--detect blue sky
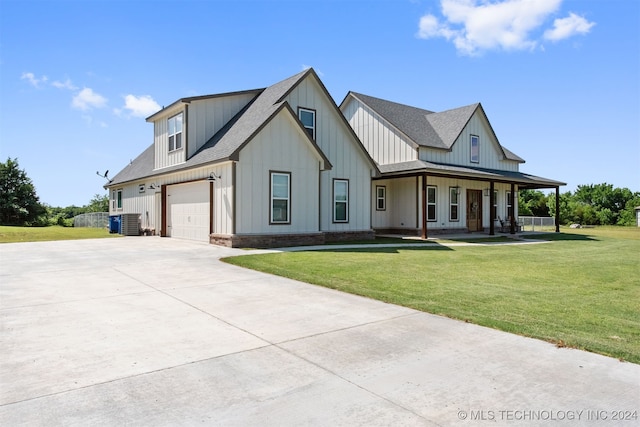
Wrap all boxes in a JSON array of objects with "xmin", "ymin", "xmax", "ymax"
[{"xmin": 1, "ymin": 0, "xmax": 638, "ymax": 207}]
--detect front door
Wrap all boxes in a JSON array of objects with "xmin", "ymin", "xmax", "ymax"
[{"xmin": 467, "ymin": 190, "xmax": 483, "ymax": 232}]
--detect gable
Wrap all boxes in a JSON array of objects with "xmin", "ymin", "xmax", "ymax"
[
  {"xmin": 341, "ymin": 95, "xmax": 418, "ymax": 165},
  {"xmin": 282, "ymin": 73, "xmax": 378, "ymax": 175},
  {"xmin": 422, "ymin": 108, "xmax": 522, "ymax": 171}
]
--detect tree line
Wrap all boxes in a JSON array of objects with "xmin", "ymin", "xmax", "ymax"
[
  {"xmin": 2, "ymin": 157, "xmax": 639, "ymax": 227},
  {"xmin": 1, "ymin": 157, "xmax": 108, "ymax": 227},
  {"xmin": 519, "ymin": 184, "xmax": 640, "ymax": 226}
]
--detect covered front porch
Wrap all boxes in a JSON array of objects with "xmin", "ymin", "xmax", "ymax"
[{"xmin": 372, "ymin": 160, "xmax": 566, "ymax": 239}]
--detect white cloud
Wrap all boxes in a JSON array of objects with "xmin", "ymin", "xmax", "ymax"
[
  {"xmin": 120, "ymin": 94, "xmax": 161, "ymax": 118},
  {"xmin": 72, "ymin": 88, "xmax": 108, "ymax": 111},
  {"xmin": 544, "ymin": 12, "xmax": 595, "ymax": 41},
  {"xmin": 21, "ymin": 72, "xmax": 48, "ymax": 88},
  {"xmin": 417, "ymin": 0, "xmax": 593, "ymax": 55},
  {"xmin": 52, "ymin": 78, "xmax": 78, "ymax": 90}
]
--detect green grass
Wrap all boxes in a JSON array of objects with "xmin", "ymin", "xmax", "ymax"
[
  {"xmin": 223, "ymin": 226, "xmax": 640, "ymax": 363},
  {"xmin": 0, "ymin": 225, "xmax": 122, "ymax": 243}
]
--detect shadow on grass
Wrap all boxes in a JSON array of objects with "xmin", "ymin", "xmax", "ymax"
[
  {"xmin": 525, "ymin": 232, "xmax": 598, "ymax": 242},
  {"xmin": 317, "ymin": 244, "xmax": 454, "ymax": 254}
]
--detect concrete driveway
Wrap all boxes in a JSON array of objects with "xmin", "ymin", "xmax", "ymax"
[{"xmin": 1, "ymin": 237, "xmax": 638, "ymax": 426}]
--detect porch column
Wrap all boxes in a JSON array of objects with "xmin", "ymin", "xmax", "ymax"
[
  {"xmin": 510, "ymin": 183, "xmax": 516, "ymax": 234},
  {"xmin": 421, "ymin": 173, "xmax": 428, "ymax": 239},
  {"xmin": 489, "ymin": 181, "xmax": 495, "ymax": 235},
  {"xmin": 555, "ymin": 186, "xmax": 560, "ymax": 233}
]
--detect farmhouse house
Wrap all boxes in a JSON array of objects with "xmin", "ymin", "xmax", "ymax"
[
  {"xmin": 340, "ymin": 92, "xmax": 565, "ymax": 237},
  {"xmin": 107, "ymin": 68, "xmax": 378, "ymax": 247},
  {"xmin": 107, "ymin": 68, "xmax": 564, "ymax": 246}
]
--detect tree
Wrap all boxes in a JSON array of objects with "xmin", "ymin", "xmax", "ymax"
[
  {"xmin": 518, "ymin": 190, "xmax": 550, "ymax": 217},
  {"xmin": 86, "ymin": 193, "xmax": 109, "ymax": 212},
  {"xmin": 0, "ymin": 158, "xmax": 46, "ymax": 225}
]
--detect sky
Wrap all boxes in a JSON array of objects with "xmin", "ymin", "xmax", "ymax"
[{"xmin": 0, "ymin": 0, "xmax": 638, "ymax": 207}]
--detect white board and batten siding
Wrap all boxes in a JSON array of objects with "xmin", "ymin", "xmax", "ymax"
[
  {"xmin": 342, "ymin": 99, "xmax": 417, "ymax": 166},
  {"xmin": 283, "ymin": 76, "xmax": 375, "ymax": 232},
  {"xmin": 110, "ymin": 184, "xmax": 157, "ymax": 230},
  {"xmin": 153, "ymin": 93, "xmax": 256, "ymax": 171},
  {"xmin": 110, "ymin": 162, "xmax": 234, "ymax": 239},
  {"xmin": 235, "ymin": 110, "xmax": 322, "ymax": 234},
  {"xmin": 186, "ymin": 93, "xmax": 256, "ymax": 159},
  {"xmin": 420, "ymin": 112, "xmax": 520, "ymax": 172}
]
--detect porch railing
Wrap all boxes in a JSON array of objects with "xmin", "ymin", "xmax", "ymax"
[{"xmin": 518, "ymin": 216, "xmax": 556, "ymax": 232}]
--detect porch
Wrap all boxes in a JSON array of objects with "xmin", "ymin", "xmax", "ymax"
[{"xmin": 372, "ymin": 160, "xmax": 566, "ymax": 239}]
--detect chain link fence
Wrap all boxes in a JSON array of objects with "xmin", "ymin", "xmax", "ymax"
[
  {"xmin": 73, "ymin": 212, "xmax": 109, "ymax": 228},
  {"xmin": 518, "ymin": 216, "xmax": 556, "ymax": 232}
]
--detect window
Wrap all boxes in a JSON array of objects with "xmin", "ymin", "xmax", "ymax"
[
  {"xmin": 116, "ymin": 189, "xmax": 123, "ymax": 210},
  {"xmin": 111, "ymin": 191, "xmax": 116, "ymax": 210},
  {"xmin": 427, "ymin": 186, "xmax": 437, "ymax": 222},
  {"xmin": 376, "ymin": 186, "xmax": 386, "ymax": 211},
  {"xmin": 298, "ymin": 108, "xmax": 316, "ymax": 139},
  {"xmin": 449, "ymin": 187, "xmax": 459, "ymax": 221},
  {"xmin": 506, "ymin": 191, "xmax": 514, "ymax": 219},
  {"xmin": 168, "ymin": 113, "xmax": 183, "ymax": 152},
  {"xmin": 470, "ymin": 135, "xmax": 479, "ymax": 163},
  {"xmin": 334, "ymin": 179, "xmax": 349, "ymax": 222},
  {"xmin": 270, "ymin": 172, "xmax": 290, "ymax": 224},
  {"xmin": 492, "ymin": 190, "xmax": 498, "ymax": 219}
]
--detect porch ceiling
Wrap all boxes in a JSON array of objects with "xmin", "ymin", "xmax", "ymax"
[{"xmin": 377, "ymin": 160, "xmax": 566, "ymax": 189}]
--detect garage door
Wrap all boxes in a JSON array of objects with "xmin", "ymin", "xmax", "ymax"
[{"xmin": 167, "ymin": 181, "xmax": 211, "ymax": 242}]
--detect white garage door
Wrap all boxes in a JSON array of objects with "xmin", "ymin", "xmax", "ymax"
[{"xmin": 167, "ymin": 181, "xmax": 210, "ymax": 242}]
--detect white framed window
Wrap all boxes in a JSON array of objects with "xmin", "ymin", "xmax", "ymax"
[
  {"xmin": 333, "ymin": 179, "xmax": 349, "ymax": 222},
  {"xmin": 116, "ymin": 189, "xmax": 123, "ymax": 210},
  {"xmin": 449, "ymin": 187, "xmax": 459, "ymax": 221},
  {"xmin": 168, "ymin": 113, "xmax": 183, "ymax": 152},
  {"xmin": 298, "ymin": 107, "xmax": 316, "ymax": 139},
  {"xmin": 111, "ymin": 190, "xmax": 116, "ymax": 210},
  {"xmin": 376, "ymin": 185, "xmax": 386, "ymax": 211},
  {"xmin": 470, "ymin": 135, "xmax": 479, "ymax": 163},
  {"xmin": 492, "ymin": 190, "xmax": 498, "ymax": 219},
  {"xmin": 270, "ymin": 172, "xmax": 290, "ymax": 224},
  {"xmin": 427, "ymin": 186, "xmax": 437, "ymax": 222},
  {"xmin": 506, "ymin": 191, "xmax": 514, "ymax": 219}
]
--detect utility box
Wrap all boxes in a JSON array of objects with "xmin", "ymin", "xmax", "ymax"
[
  {"xmin": 109, "ymin": 215, "xmax": 121, "ymax": 234},
  {"xmin": 121, "ymin": 213, "xmax": 141, "ymax": 236}
]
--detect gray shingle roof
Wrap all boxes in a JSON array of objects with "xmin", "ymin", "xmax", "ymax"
[
  {"xmin": 110, "ymin": 69, "xmax": 331, "ymax": 186},
  {"xmin": 377, "ymin": 160, "xmax": 565, "ymax": 189},
  {"xmin": 347, "ymin": 92, "xmax": 524, "ymax": 162}
]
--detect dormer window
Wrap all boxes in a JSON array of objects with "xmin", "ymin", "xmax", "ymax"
[
  {"xmin": 470, "ymin": 135, "xmax": 479, "ymax": 163},
  {"xmin": 298, "ymin": 108, "xmax": 316, "ymax": 139},
  {"xmin": 168, "ymin": 113, "xmax": 183, "ymax": 152}
]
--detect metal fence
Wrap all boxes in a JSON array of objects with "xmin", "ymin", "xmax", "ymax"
[
  {"xmin": 518, "ymin": 216, "xmax": 556, "ymax": 232},
  {"xmin": 73, "ymin": 212, "xmax": 109, "ymax": 228}
]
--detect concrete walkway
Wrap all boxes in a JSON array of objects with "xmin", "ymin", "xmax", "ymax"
[{"xmin": 0, "ymin": 237, "xmax": 638, "ymax": 426}]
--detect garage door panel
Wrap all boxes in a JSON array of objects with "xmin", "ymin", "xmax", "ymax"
[{"xmin": 167, "ymin": 182, "xmax": 210, "ymax": 242}]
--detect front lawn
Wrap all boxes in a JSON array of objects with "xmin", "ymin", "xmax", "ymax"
[
  {"xmin": 0, "ymin": 225, "xmax": 121, "ymax": 243},
  {"xmin": 223, "ymin": 227, "xmax": 640, "ymax": 363}
]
